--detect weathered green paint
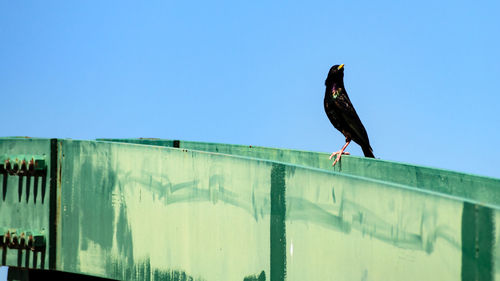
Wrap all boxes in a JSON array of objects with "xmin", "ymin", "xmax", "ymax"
[
  {"xmin": 2, "ymin": 137, "xmax": 500, "ymax": 280},
  {"xmin": 57, "ymin": 140, "xmax": 271, "ymax": 280},
  {"xmin": 101, "ymin": 139, "xmax": 500, "ymax": 208}
]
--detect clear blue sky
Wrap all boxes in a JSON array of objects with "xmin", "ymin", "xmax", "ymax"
[{"xmin": 1, "ymin": 1, "xmax": 499, "ymax": 178}]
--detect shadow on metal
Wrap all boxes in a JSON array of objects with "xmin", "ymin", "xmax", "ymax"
[{"xmin": 6, "ymin": 267, "xmax": 116, "ymax": 281}]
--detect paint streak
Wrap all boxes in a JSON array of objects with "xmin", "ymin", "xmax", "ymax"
[
  {"xmin": 286, "ymin": 195, "xmax": 462, "ymax": 252},
  {"xmin": 244, "ymin": 270, "xmax": 266, "ymax": 281},
  {"xmin": 130, "ymin": 173, "xmax": 269, "ymax": 222},
  {"xmin": 270, "ymin": 164, "xmax": 286, "ymax": 281},
  {"xmin": 461, "ymin": 202, "xmax": 494, "ymax": 281},
  {"xmin": 110, "ymin": 257, "xmax": 204, "ymax": 281},
  {"xmin": 131, "ymin": 168, "xmax": 461, "ymax": 255}
]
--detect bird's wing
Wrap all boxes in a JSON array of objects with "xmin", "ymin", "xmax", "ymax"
[
  {"xmin": 324, "ymin": 98, "xmax": 343, "ymax": 132},
  {"xmin": 334, "ymin": 90, "xmax": 372, "ymax": 149}
]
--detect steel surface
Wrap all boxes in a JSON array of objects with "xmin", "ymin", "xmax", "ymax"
[{"xmin": 1, "ymin": 137, "xmax": 500, "ymax": 280}]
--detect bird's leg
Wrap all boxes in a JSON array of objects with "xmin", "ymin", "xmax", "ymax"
[
  {"xmin": 329, "ymin": 140, "xmax": 351, "ymax": 166},
  {"xmin": 329, "ymin": 140, "xmax": 351, "ymax": 159}
]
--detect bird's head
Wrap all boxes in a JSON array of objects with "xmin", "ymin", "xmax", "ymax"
[{"xmin": 325, "ymin": 64, "xmax": 345, "ymax": 86}]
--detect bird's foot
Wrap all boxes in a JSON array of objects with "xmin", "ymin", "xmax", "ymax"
[
  {"xmin": 329, "ymin": 151, "xmax": 350, "ymax": 166},
  {"xmin": 329, "ymin": 151, "xmax": 350, "ymax": 160},
  {"xmin": 329, "ymin": 140, "xmax": 351, "ymax": 166}
]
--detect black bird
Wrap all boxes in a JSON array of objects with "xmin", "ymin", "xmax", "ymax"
[{"xmin": 324, "ymin": 64, "xmax": 374, "ymax": 166}]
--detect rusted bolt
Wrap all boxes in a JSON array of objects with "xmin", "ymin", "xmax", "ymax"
[
  {"xmin": 28, "ymin": 158, "xmax": 35, "ymax": 172},
  {"xmin": 27, "ymin": 234, "xmax": 34, "ymax": 249},
  {"xmin": 6, "ymin": 230, "xmax": 20, "ymax": 249},
  {"xmin": 20, "ymin": 159, "xmax": 27, "ymax": 171},
  {"xmin": 4, "ymin": 231, "xmax": 11, "ymax": 245},
  {"xmin": 12, "ymin": 161, "xmax": 19, "ymax": 175},
  {"xmin": 10, "ymin": 232, "xmax": 19, "ymax": 249},
  {"xmin": 19, "ymin": 232, "xmax": 26, "ymax": 249}
]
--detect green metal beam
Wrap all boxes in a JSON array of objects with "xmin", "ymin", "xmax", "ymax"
[
  {"xmin": 100, "ymin": 138, "xmax": 500, "ymax": 207},
  {"xmin": 1, "ymin": 137, "xmax": 500, "ymax": 280}
]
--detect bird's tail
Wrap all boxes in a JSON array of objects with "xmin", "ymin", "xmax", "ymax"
[{"xmin": 362, "ymin": 146, "xmax": 375, "ymax": 158}]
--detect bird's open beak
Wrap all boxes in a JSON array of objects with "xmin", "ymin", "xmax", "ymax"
[{"xmin": 338, "ymin": 64, "xmax": 344, "ymax": 70}]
